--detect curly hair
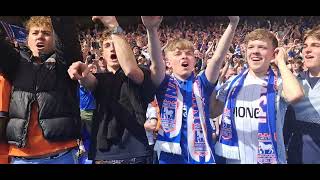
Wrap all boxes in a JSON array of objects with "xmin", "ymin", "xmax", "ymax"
[{"xmin": 25, "ymin": 16, "xmax": 52, "ymax": 32}]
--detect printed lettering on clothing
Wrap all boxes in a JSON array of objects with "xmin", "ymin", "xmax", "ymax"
[
  {"xmin": 257, "ymin": 82, "xmax": 277, "ymax": 164},
  {"xmin": 192, "ymin": 121, "xmax": 208, "ymax": 156},
  {"xmin": 161, "ymin": 99, "xmax": 178, "ymax": 133}
]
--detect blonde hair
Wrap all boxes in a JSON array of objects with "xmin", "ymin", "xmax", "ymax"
[
  {"xmin": 244, "ymin": 29, "xmax": 278, "ymax": 48},
  {"xmin": 100, "ymin": 30, "xmax": 112, "ymax": 43},
  {"xmin": 25, "ymin": 16, "xmax": 52, "ymax": 32},
  {"xmin": 303, "ymin": 25, "xmax": 320, "ymax": 42},
  {"xmin": 164, "ymin": 38, "xmax": 194, "ymax": 55}
]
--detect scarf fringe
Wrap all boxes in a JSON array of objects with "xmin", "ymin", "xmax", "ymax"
[
  {"xmin": 154, "ymin": 140, "xmax": 182, "ymax": 156},
  {"xmin": 215, "ymin": 141, "xmax": 240, "ymax": 160}
]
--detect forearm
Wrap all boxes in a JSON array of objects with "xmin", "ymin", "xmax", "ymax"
[
  {"xmin": 51, "ymin": 16, "xmax": 82, "ymax": 66},
  {"xmin": 78, "ymin": 73, "xmax": 97, "ymax": 92},
  {"xmin": 206, "ymin": 21, "xmax": 238, "ymax": 83},
  {"xmin": 205, "ymin": 45, "xmax": 213, "ymax": 55},
  {"xmin": 147, "ymin": 28, "xmax": 166, "ymax": 87},
  {"xmin": 0, "ymin": 36, "xmax": 19, "ymax": 82},
  {"xmin": 111, "ymin": 34, "xmax": 144, "ymax": 84},
  {"xmin": 278, "ymin": 61, "xmax": 304, "ymax": 104}
]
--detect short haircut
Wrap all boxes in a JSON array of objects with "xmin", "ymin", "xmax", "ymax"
[
  {"xmin": 244, "ymin": 29, "xmax": 278, "ymax": 48},
  {"xmin": 164, "ymin": 38, "xmax": 194, "ymax": 55},
  {"xmin": 25, "ymin": 16, "xmax": 52, "ymax": 33},
  {"xmin": 100, "ymin": 30, "xmax": 112, "ymax": 43},
  {"xmin": 303, "ymin": 25, "xmax": 320, "ymax": 42}
]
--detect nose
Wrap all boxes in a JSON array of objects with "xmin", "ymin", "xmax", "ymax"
[
  {"xmin": 36, "ymin": 32, "xmax": 45, "ymax": 40},
  {"xmin": 181, "ymin": 52, "xmax": 188, "ymax": 59},
  {"xmin": 251, "ymin": 47, "xmax": 260, "ymax": 54},
  {"xmin": 110, "ymin": 42, "xmax": 116, "ymax": 52},
  {"xmin": 303, "ymin": 46, "xmax": 311, "ymax": 54}
]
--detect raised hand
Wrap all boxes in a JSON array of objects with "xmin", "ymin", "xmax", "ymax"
[
  {"xmin": 274, "ymin": 47, "xmax": 287, "ymax": 66},
  {"xmin": 68, "ymin": 61, "xmax": 90, "ymax": 80},
  {"xmin": 228, "ymin": 16, "xmax": 240, "ymax": 24},
  {"xmin": 92, "ymin": 16, "xmax": 119, "ymax": 29},
  {"xmin": 141, "ymin": 16, "xmax": 163, "ymax": 30}
]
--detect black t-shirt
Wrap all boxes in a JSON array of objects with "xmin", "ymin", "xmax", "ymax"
[{"xmin": 89, "ymin": 67, "xmax": 156, "ymax": 161}]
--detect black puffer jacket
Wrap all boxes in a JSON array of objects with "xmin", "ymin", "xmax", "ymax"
[{"xmin": 0, "ymin": 16, "xmax": 82, "ymax": 148}]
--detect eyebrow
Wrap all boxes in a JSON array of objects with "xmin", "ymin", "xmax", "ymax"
[
  {"xmin": 31, "ymin": 30, "xmax": 52, "ymax": 33},
  {"xmin": 304, "ymin": 42, "xmax": 320, "ymax": 46}
]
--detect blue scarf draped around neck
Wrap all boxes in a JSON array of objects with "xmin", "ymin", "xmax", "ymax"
[{"xmin": 215, "ymin": 68, "xmax": 279, "ymax": 164}]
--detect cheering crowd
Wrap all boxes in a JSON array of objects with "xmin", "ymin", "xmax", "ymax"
[{"xmin": 0, "ymin": 16, "xmax": 319, "ymax": 164}]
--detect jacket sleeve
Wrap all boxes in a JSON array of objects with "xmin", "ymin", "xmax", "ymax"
[
  {"xmin": 0, "ymin": 35, "xmax": 20, "ymax": 82},
  {"xmin": 51, "ymin": 16, "xmax": 82, "ymax": 67}
]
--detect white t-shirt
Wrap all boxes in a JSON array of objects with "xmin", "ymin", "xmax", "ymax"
[
  {"xmin": 145, "ymin": 103, "xmax": 158, "ymax": 145},
  {"xmin": 220, "ymin": 73, "xmax": 268, "ymax": 164}
]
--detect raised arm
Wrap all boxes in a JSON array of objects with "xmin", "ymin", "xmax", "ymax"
[
  {"xmin": 275, "ymin": 47, "xmax": 304, "ymax": 104},
  {"xmin": 219, "ymin": 58, "xmax": 231, "ymax": 83},
  {"xmin": 92, "ymin": 16, "xmax": 144, "ymax": 84},
  {"xmin": 51, "ymin": 16, "xmax": 82, "ymax": 67},
  {"xmin": 0, "ymin": 35, "xmax": 20, "ymax": 82},
  {"xmin": 141, "ymin": 16, "xmax": 165, "ymax": 87},
  {"xmin": 205, "ymin": 16, "xmax": 239, "ymax": 84}
]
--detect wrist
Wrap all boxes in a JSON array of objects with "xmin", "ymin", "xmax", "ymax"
[
  {"xmin": 110, "ymin": 25, "xmax": 124, "ymax": 35},
  {"xmin": 147, "ymin": 27, "xmax": 158, "ymax": 35},
  {"xmin": 104, "ymin": 21, "xmax": 119, "ymax": 29},
  {"xmin": 277, "ymin": 61, "xmax": 288, "ymax": 69}
]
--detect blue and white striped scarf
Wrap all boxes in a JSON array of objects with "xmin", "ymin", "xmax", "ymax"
[
  {"xmin": 154, "ymin": 75, "xmax": 215, "ymax": 164},
  {"xmin": 215, "ymin": 68, "xmax": 279, "ymax": 164}
]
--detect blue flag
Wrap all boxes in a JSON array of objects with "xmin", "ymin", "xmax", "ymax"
[{"xmin": 0, "ymin": 20, "xmax": 26, "ymax": 44}]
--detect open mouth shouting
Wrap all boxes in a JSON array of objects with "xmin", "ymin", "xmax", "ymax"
[
  {"xmin": 110, "ymin": 54, "xmax": 118, "ymax": 61},
  {"xmin": 36, "ymin": 43, "xmax": 45, "ymax": 50},
  {"xmin": 181, "ymin": 62, "xmax": 189, "ymax": 68}
]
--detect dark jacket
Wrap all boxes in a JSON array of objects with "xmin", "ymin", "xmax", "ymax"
[
  {"xmin": 90, "ymin": 67, "xmax": 156, "ymax": 160},
  {"xmin": 0, "ymin": 16, "xmax": 82, "ymax": 148}
]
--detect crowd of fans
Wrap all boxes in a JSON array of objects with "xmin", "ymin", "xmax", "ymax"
[
  {"xmin": 80, "ymin": 16, "xmax": 318, "ymax": 79},
  {"xmin": 1, "ymin": 16, "xmax": 320, "ymax": 164}
]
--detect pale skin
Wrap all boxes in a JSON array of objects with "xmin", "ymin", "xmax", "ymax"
[
  {"xmin": 274, "ymin": 46, "xmax": 304, "ymax": 103},
  {"xmin": 213, "ymin": 38, "xmax": 305, "ymax": 118},
  {"xmin": 144, "ymin": 117, "xmax": 157, "ymax": 131},
  {"xmin": 303, "ymin": 36, "xmax": 320, "ymax": 77},
  {"xmin": 68, "ymin": 16, "xmax": 144, "ymax": 91},
  {"xmin": 142, "ymin": 16, "xmax": 239, "ymax": 132},
  {"xmin": 27, "ymin": 26, "xmax": 55, "ymax": 57},
  {"xmin": 246, "ymin": 39, "xmax": 304, "ymax": 103},
  {"xmin": 142, "ymin": 16, "xmax": 239, "ymax": 86}
]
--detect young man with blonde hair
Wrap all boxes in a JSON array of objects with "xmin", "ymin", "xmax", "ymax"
[
  {"xmin": 0, "ymin": 16, "xmax": 82, "ymax": 164},
  {"xmin": 215, "ymin": 29, "xmax": 304, "ymax": 164},
  {"xmin": 142, "ymin": 16, "xmax": 239, "ymax": 164},
  {"xmin": 68, "ymin": 16, "xmax": 156, "ymax": 164},
  {"xmin": 288, "ymin": 26, "xmax": 320, "ymax": 164}
]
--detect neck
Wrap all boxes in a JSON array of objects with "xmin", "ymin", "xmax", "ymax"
[
  {"xmin": 249, "ymin": 69, "xmax": 268, "ymax": 78},
  {"xmin": 173, "ymin": 73, "xmax": 191, "ymax": 81},
  {"xmin": 107, "ymin": 65, "xmax": 120, "ymax": 74},
  {"xmin": 309, "ymin": 68, "xmax": 320, "ymax": 77}
]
